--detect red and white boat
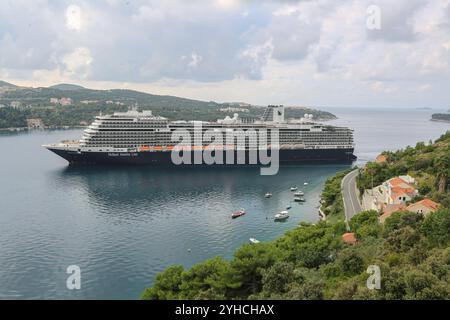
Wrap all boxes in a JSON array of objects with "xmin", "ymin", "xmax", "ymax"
[{"xmin": 231, "ymin": 209, "xmax": 246, "ymax": 219}]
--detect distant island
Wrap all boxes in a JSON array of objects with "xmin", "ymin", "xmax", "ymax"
[
  {"xmin": 431, "ymin": 113, "xmax": 450, "ymax": 123},
  {"xmin": 0, "ymin": 80, "xmax": 337, "ymax": 130}
]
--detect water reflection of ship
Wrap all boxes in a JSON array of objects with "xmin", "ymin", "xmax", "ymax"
[{"xmin": 54, "ymin": 165, "xmax": 351, "ymax": 224}]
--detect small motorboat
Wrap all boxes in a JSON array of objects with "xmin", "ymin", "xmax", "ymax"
[
  {"xmin": 286, "ymin": 205, "xmax": 292, "ymax": 210},
  {"xmin": 290, "ymin": 187, "xmax": 298, "ymax": 191},
  {"xmin": 232, "ymin": 209, "xmax": 246, "ymax": 219},
  {"xmin": 294, "ymin": 191, "xmax": 304, "ymax": 196},
  {"xmin": 274, "ymin": 211, "xmax": 289, "ymax": 221},
  {"xmin": 249, "ymin": 238, "xmax": 260, "ymax": 244},
  {"xmin": 304, "ymin": 182, "xmax": 309, "ymax": 186},
  {"xmin": 265, "ymin": 192, "xmax": 272, "ymax": 198},
  {"xmin": 294, "ymin": 197, "xmax": 306, "ymax": 202}
]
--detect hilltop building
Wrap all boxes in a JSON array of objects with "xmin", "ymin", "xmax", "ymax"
[
  {"xmin": 382, "ymin": 176, "xmax": 418, "ymax": 205},
  {"xmin": 342, "ymin": 233, "xmax": 357, "ymax": 245},
  {"xmin": 379, "ymin": 198, "xmax": 440, "ymax": 223},
  {"xmin": 50, "ymin": 97, "xmax": 73, "ymax": 106},
  {"xmin": 406, "ymin": 198, "xmax": 439, "ymax": 217},
  {"xmin": 375, "ymin": 154, "xmax": 387, "ymax": 163},
  {"xmin": 364, "ymin": 175, "xmax": 418, "ymax": 212},
  {"xmin": 26, "ymin": 118, "xmax": 45, "ymax": 129},
  {"xmin": 10, "ymin": 101, "xmax": 21, "ymax": 108}
]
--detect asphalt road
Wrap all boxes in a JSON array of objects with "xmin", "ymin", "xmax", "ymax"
[{"xmin": 341, "ymin": 169, "xmax": 362, "ymax": 225}]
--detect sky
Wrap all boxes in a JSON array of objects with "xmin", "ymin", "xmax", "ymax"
[{"xmin": 0, "ymin": 0, "xmax": 450, "ymax": 108}]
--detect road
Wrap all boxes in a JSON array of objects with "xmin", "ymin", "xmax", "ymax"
[{"xmin": 341, "ymin": 169, "xmax": 362, "ymax": 227}]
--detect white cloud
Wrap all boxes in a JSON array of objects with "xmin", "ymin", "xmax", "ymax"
[
  {"xmin": 132, "ymin": 6, "xmax": 165, "ymax": 24},
  {"xmin": 215, "ymin": 0, "xmax": 240, "ymax": 10},
  {"xmin": 188, "ymin": 53, "xmax": 203, "ymax": 67},
  {"xmin": 1, "ymin": 0, "xmax": 450, "ymax": 107},
  {"xmin": 66, "ymin": 4, "xmax": 83, "ymax": 31},
  {"xmin": 62, "ymin": 47, "xmax": 93, "ymax": 78}
]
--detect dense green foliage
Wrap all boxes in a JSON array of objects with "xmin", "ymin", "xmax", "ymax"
[
  {"xmin": 432, "ymin": 113, "xmax": 450, "ymax": 122},
  {"xmin": 0, "ymin": 82, "xmax": 336, "ymax": 128},
  {"xmin": 142, "ymin": 132, "xmax": 450, "ymax": 300},
  {"xmin": 357, "ymin": 131, "xmax": 450, "ymax": 207},
  {"xmin": 142, "ymin": 209, "xmax": 450, "ymax": 300}
]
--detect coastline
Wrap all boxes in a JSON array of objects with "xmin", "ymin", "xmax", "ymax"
[
  {"xmin": 431, "ymin": 119, "xmax": 450, "ymax": 123},
  {"xmin": 0, "ymin": 125, "xmax": 86, "ymax": 133}
]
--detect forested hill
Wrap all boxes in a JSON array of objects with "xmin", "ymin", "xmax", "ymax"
[
  {"xmin": 358, "ymin": 131, "xmax": 450, "ymax": 207},
  {"xmin": 0, "ymin": 81, "xmax": 336, "ymax": 128},
  {"xmin": 142, "ymin": 132, "xmax": 450, "ymax": 300}
]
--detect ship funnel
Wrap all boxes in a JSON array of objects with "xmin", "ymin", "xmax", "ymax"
[{"xmin": 262, "ymin": 105, "xmax": 285, "ymax": 123}]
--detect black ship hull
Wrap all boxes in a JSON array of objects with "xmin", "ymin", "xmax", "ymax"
[{"xmin": 48, "ymin": 148, "xmax": 357, "ymax": 165}]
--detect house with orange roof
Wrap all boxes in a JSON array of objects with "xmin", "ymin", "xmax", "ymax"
[
  {"xmin": 342, "ymin": 233, "xmax": 357, "ymax": 245},
  {"xmin": 406, "ymin": 198, "xmax": 440, "ymax": 217},
  {"xmin": 378, "ymin": 204, "xmax": 407, "ymax": 223},
  {"xmin": 381, "ymin": 175, "xmax": 418, "ymax": 205},
  {"xmin": 375, "ymin": 154, "xmax": 387, "ymax": 163}
]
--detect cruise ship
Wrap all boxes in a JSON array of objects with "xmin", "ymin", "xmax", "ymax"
[{"xmin": 44, "ymin": 105, "xmax": 356, "ymax": 165}]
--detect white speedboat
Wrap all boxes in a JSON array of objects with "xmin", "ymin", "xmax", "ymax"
[
  {"xmin": 294, "ymin": 191, "xmax": 304, "ymax": 196},
  {"xmin": 274, "ymin": 211, "xmax": 289, "ymax": 221},
  {"xmin": 304, "ymin": 182, "xmax": 309, "ymax": 186},
  {"xmin": 249, "ymin": 238, "xmax": 260, "ymax": 244},
  {"xmin": 290, "ymin": 187, "xmax": 298, "ymax": 191},
  {"xmin": 265, "ymin": 192, "xmax": 272, "ymax": 198},
  {"xmin": 294, "ymin": 197, "xmax": 306, "ymax": 202}
]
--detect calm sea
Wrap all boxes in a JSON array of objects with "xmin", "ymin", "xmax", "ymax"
[{"xmin": 0, "ymin": 107, "xmax": 449, "ymax": 299}]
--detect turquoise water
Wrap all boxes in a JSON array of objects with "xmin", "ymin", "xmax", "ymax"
[{"xmin": 0, "ymin": 107, "xmax": 449, "ymax": 299}]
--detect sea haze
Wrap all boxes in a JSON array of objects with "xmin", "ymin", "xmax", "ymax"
[{"xmin": 0, "ymin": 107, "xmax": 449, "ymax": 299}]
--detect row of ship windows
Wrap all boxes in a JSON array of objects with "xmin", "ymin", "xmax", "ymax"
[
  {"xmin": 93, "ymin": 127, "xmax": 352, "ymax": 132},
  {"xmin": 85, "ymin": 133, "xmax": 353, "ymax": 139},
  {"xmin": 83, "ymin": 142, "xmax": 350, "ymax": 148}
]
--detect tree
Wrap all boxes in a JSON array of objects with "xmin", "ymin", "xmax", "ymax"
[
  {"xmin": 421, "ymin": 208, "xmax": 450, "ymax": 247},
  {"xmin": 228, "ymin": 243, "xmax": 277, "ymax": 296},
  {"xmin": 337, "ymin": 249, "xmax": 365, "ymax": 276},
  {"xmin": 434, "ymin": 155, "xmax": 450, "ymax": 193},
  {"xmin": 260, "ymin": 261, "xmax": 296, "ymax": 295},
  {"xmin": 179, "ymin": 257, "xmax": 230, "ymax": 299},
  {"xmin": 141, "ymin": 265, "xmax": 184, "ymax": 300}
]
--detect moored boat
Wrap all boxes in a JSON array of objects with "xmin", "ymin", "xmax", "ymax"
[
  {"xmin": 249, "ymin": 238, "xmax": 260, "ymax": 244},
  {"xmin": 274, "ymin": 211, "xmax": 289, "ymax": 221},
  {"xmin": 232, "ymin": 209, "xmax": 246, "ymax": 219}
]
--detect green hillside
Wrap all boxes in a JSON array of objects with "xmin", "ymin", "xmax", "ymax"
[
  {"xmin": 0, "ymin": 81, "xmax": 336, "ymax": 128},
  {"xmin": 48, "ymin": 83, "xmax": 86, "ymax": 91},
  {"xmin": 142, "ymin": 132, "xmax": 450, "ymax": 300},
  {"xmin": 358, "ymin": 131, "xmax": 450, "ymax": 207},
  {"xmin": 0, "ymin": 80, "xmax": 17, "ymax": 88}
]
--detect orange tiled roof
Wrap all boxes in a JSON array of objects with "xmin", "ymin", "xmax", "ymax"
[
  {"xmin": 379, "ymin": 204, "xmax": 406, "ymax": 223},
  {"xmin": 342, "ymin": 233, "xmax": 357, "ymax": 244},
  {"xmin": 389, "ymin": 177, "xmax": 406, "ymax": 186},
  {"xmin": 384, "ymin": 204, "xmax": 406, "ymax": 215},
  {"xmin": 376, "ymin": 154, "xmax": 387, "ymax": 163},
  {"xmin": 407, "ymin": 198, "xmax": 440, "ymax": 211}
]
